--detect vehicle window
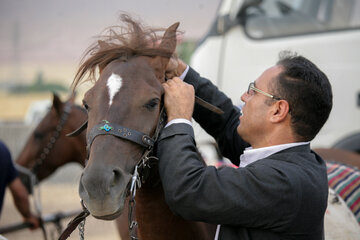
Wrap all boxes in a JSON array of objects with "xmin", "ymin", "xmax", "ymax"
[{"xmin": 243, "ymin": 0, "xmax": 360, "ymax": 39}]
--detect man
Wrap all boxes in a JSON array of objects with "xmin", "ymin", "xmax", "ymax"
[
  {"xmin": 157, "ymin": 51, "xmax": 332, "ymax": 239},
  {"xmin": 0, "ymin": 140, "xmax": 40, "ymax": 229}
]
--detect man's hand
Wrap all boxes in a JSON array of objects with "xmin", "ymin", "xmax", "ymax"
[
  {"xmin": 165, "ymin": 57, "xmax": 187, "ymax": 79},
  {"xmin": 24, "ymin": 214, "xmax": 41, "ymax": 230},
  {"xmin": 162, "ymin": 77, "xmax": 195, "ymax": 122}
]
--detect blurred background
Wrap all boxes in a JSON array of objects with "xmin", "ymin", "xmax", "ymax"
[
  {"xmin": 1, "ymin": 0, "xmax": 360, "ymax": 239},
  {"xmin": 0, "ymin": 0, "xmax": 220, "ymax": 121},
  {"xmin": 0, "ymin": 0, "xmax": 220, "ymax": 239}
]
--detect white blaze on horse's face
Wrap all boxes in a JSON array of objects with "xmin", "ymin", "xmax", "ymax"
[{"xmin": 106, "ymin": 73, "xmax": 122, "ymax": 106}]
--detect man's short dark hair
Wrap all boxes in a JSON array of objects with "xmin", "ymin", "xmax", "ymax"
[{"xmin": 272, "ymin": 51, "xmax": 333, "ymax": 141}]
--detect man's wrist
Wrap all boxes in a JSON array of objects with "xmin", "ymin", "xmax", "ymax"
[
  {"xmin": 173, "ymin": 59, "xmax": 187, "ymax": 77},
  {"xmin": 165, "ymin": 118, "xmax": 192, "ymax": 128},
  {"xmin": 179, "ymin": 65, "xmax": 190, "ymax": 81}
]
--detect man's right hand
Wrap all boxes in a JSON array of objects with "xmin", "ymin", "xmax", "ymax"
[{"xmin": 162, "ymin": 77, "xmax": 195, "ymax": 122}]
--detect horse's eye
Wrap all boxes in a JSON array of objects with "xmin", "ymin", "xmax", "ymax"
[
  {"xmin": 144, "ymin": 98, "xmax": 159, "ymax": 110},
  {"xmin": 34, "ymin": 131, "xmax": 44, "ymax": 140},
  {"xmin": 82, "ymin": 100, "xmax": 90, "ymax": 111}
]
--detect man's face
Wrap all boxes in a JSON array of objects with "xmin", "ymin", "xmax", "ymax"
[{"xmin": 237, "ymin": 65, "xmax": 283, "ymax": 145}]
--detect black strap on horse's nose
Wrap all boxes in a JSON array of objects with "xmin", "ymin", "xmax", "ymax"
[{"xmin": 87, "ymin": 120, "xmax": 155, "ymax": 149}]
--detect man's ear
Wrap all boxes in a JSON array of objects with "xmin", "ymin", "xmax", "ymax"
[{"xmin": 269, "ymin": 100, "xmax": 290, "ymax": 123}]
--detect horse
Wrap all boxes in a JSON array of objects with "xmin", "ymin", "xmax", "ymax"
[
  {"xmin": 68, "ymin": 15, "xmax": 217, "ymax": 239},
  {"xmin": 15, "ymin": 93, "xmax": 131, "ymax": 240}
]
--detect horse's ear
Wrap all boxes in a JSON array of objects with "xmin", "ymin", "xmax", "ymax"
[
  {"xmin": 152, "ymin": 22, "xmax": 179, "ymax": 82},
  {"xmin": 159, "ymin": 22, "xmax": 179, "ymax": 55},
  {"xmin": 157, "ymin": 22, "xmax": 179, "ymax": 75},
  {"xmin": 52, "ymin": 92, "xmax": 63, "ymax": 115}
]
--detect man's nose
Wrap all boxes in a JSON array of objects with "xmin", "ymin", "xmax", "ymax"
[{"xmin": 240, "ymin": 91, "xmax": 249, "ymax": 102}]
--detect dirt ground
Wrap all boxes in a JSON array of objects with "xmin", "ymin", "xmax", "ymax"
[{"xmin": 0, "ymin": 166, "xmax": 121, "ymax": 240}]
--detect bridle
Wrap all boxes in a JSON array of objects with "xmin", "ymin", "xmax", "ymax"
[
  {"xmin": 59, "ymin": 105, "xmax": 167, "ymax": 240},
  {"xmin": 31, "ymin": 102, "xmax": 73, "ymax": 175},
  {"xmin": 93, "ymin": 106, "xmax": 168, "ymax": 238}
]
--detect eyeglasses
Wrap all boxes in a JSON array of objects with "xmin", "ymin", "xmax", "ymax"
[{"xmin": 247, "ymin": 82, "xmax": 281, "ymax": 101}]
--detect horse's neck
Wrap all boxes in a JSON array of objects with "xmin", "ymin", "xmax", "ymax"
[{"xmin": 135, "ymin": 184, "xmax": 215, "ymax": 240}]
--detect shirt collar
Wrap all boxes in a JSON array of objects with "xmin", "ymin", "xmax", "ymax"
[{"xmin": 239, "ymin": 142, "xmax": 309, "ymax": 168}]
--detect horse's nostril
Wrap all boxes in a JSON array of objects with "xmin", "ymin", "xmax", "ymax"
[{"xmin": 111, "ymin": 168, "xmax": 123, "ymax": 186}]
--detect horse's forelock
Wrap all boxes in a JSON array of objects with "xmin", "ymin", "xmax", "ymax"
[{"xmin": 72, "ymin": 14, "xmax": 177, "ymax": 90}]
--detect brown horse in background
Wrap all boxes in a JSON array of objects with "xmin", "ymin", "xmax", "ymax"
[
  {"xmin": 16, "ymin": 94, "xmax": 87, "ymax": 180},
  {"xmin": 15, "ymin": 93, "xmax": 131, "ymax": 239}
]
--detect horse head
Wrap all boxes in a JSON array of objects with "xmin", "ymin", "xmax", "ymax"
[
  {"xmin": 16, "ymin": 93, "xmax": 87, "ymax": 181},
  {"xmin": 74, "ymin": 15, "xmax": 179, "ymax": 220}
]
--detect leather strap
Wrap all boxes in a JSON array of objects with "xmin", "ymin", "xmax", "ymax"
[
  {"xmin": 87, "ymin": 121, "xmax": 155, "ymax": 149},
  {"xmin": 195, "ymin": 96, "xmax": 224, "ymax": 115},
  {"xmin": 66, "ymin": 120, "xmax": 88, "ymax": 137},
  {"xmin": 58, "ymin": 209, "xmax": 90, "ymax": 240}
]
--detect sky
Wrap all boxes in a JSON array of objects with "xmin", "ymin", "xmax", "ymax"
[{"xmin": 0, "ymin": 0, "xmax": 221, "ymax": 84}]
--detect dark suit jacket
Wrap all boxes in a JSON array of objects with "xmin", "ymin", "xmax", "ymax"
[{"xmin": 157, "ymin": 67, "xmax": 328, "ymax": 239}]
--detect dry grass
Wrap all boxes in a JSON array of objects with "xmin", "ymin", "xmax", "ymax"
[
  {"xmin": 0, "ymin": 92, "xmax": 52, "ymax": 121},
  {"xmin": 0, "ymin": 90, "xmax": 90, "ymax": 122}
]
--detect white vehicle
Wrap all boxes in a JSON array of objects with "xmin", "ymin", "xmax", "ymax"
[{"xmin": 191, "ymin": 0, "xmax": 360, "ymax": 152}]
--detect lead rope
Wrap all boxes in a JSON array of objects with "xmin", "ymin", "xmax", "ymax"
[
  {"xmin": 58, "ymin": 200, "xmax": 89, "ymax": 240},
  {"xmin": 78, "ymin": 200, "xmax": 89, "ymax": 240},
  {"xmin": 128, "ymin": 165, "xmax": 141, "ymax": 240},
  {"xmin": 78, "ymin": 218, "xmax": 85, "ymax": 240}
]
